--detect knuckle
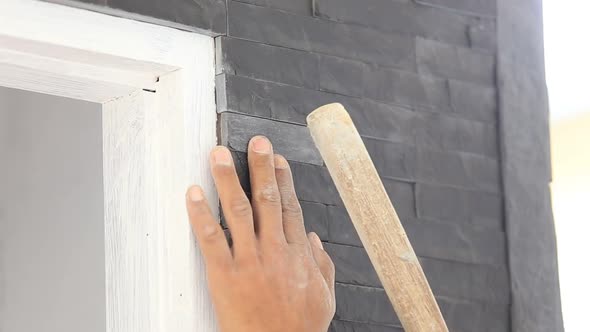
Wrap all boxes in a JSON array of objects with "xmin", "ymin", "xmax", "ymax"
[
  {"xmin": 235, "ymin": 254, "xmax": 261, "ymax": 271},
  {"xmin": 263, "ymin": 243, "xmax": 289, "ymax": 257},
  {"xmin": 323, "ymin": 255, "xmax": 336, "ymax": 274},
  {"xmin": 253, "ymin": 187, "xmax": 281, "ymax": 205},
  {"xmin": 326, "ymin": 256, "xmax": 335, "ymax": 272},
  {"xmin": 200, "ymin": 224, "xmax": 222, "ymax": 242},
  {"xmin": 282, "ymin": 199, "xmax": 302, "ymax": 216},
  {"xmin": 228, "ymin": 197, "xmax": 253, "ymax": 217},
  {"xmin": 262, "ymin": 236, "xmax": 287, "ymax": 250}
]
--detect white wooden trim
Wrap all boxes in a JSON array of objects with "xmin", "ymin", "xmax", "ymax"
[
  {"xmin": 0, "ymin": 1, "xmax": 218, "ymax": 331},
  {"xmin": 0, "ymin": 0, "xmax": 211, "ymax": 103},
  {"xmin": 0, "ymin": 1, "xmax": 203, "ymax": 67}
]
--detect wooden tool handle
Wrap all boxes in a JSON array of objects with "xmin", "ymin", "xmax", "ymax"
[{"xmin": 307, "ymin": 103, "xmax": 448, "ymax": 332}]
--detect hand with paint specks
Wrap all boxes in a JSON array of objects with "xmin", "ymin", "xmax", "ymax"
[{"xmin": 185, "ymin": 136, "xmax": 336, "ymax": 332}]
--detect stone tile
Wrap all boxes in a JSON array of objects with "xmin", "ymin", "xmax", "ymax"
[
  {"xmin": 498, "ymin": 61, "xmax": 551, "ymax": 184},
  {"xmin": 334, "ymin": 283, "xmax": 399, "ymax": 326},
  {"xmin": 350, "ymin": 101, "xmax": 417, "ymax": 143},
  {"xmin": 107, "ymin": 0, "xmax": 227, "ymax": 34},
  {"xmin": 363, "ymin": 139, "xmax": 416, "ymax": 181},
  {"xmin": 329, "ymin": 320, "xmax": 403, "ymax": 332},
  {"xmin": 469, "ymin": 19, "xmax": 497, "ymax": 51},
  {"xmin": 327, "ymin": 205, "xmax": 361, "ymax": 247},
  {"xmin": 498, "ymin": 1, "xmax": 561, "ymax": 328},
  {"xmin": 216, "ymin": 74, "xmax": 330, "ymax": 124},
  {"xmin": 439, "ymin": 298, "xmax": 509, "ymax": 332},
  {"xmin": 405, "ymin": 219, "xmax": 506, "ymax": 266},
  {"xmin": 335, "ymin": 284, "xmax": 509, "ymax": 331},
  {"xmin": 327, "ymin": 211, "xmax": 506, "ymax": 266},
  {"xmin": 217, "ymin": 37, "xmax": 320, "ymax": 89},
  {"xmin": 448, "ymin": 79, "xmax": 497, "ymax": 123},
  {"xmin": 415, "ymin": 0, "xmax": 496, "ymax": 17},
  {"xmin": 228, "ymin": 1, "xmax": 416, "ymax": 69},
  {"xmin": 319, "ymin": 55, "xmax": 365, "ymax": 97},
  {"xmin": 217, "ymin": 74, "xmax": 418, "ymax": 143},
  {"xmin": 416, "ymin": 112, "xmax": 498, "ymax": 157},
  {"xmin": 415, "ymin": 148, "xmax": 501, "ymax": 193},
  {"xmin": 327, "ymin": 244, "xmax": 510, "ymax": 303},
  {"xmin": 233, "ymin": 0, "xmax": 312, "ymax": 15},
  {"xmin": 362, "ymin": 65, "xmax": 451, "ymax": 111},
  {"xmin": 291, "ymin": 54, "xmax": 446, "ymax": 112},
  {"xmin": 325, "ymin": 243, "xmax": 382, "ymax": 288},
  {"xmin": 416, "ymin": 183, "xmax": 503, "ymax": 230},
  {"xmin": 314, "ymin": 0, "xmax": 472, "ymax": 47},
  {"xmin": 382, "ymin": 179, "xmax": 416, "ymax": 218},
  {"xmin": 421, "ymin": 257, "xmax": 510, "ymax": 304},
  {"xmin": 300, "ymin": 201, "xmax": 329, "ymax": 239},
  {"xmin": 503, "ymin": 175, "xmax": 563, "ymax": 332},
  {"xmin": 416, "ymin": 37, "xmax": 495, "ymax": 85},
  {"xmin": 290, "ymin": 162, "xmax": 341, "ymax": 205},
  {"xmin": 497, "ymin": 0, "xmax": 545, "ymax": 73},
  {"xmin": 230, "ymin": 149, "xmax": 251, "ymax": 192},
  {"xmin": 67, "ymin": 0, "xmax": 108, "ymax": 4},
  {"xmin": 220, "ymin": 112, "xmax": 322, "ymax": 165}
]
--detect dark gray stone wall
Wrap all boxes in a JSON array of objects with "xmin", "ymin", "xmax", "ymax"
[
  {"xmin": 218, "ymin": 2, "xmax": 508, "ymax": 329},
  {"xmin": 53, "ymin": 0, "xmax": 563, "ymax": 330},
  {"xmin": 52, "ymin": 0, "xmax": 227, "ymax": 34},
  {"xmin": 497, "ymin": 1, "xmax": 564, "ymax": 331}
]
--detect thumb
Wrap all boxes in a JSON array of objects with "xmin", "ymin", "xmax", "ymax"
[{"xmin": 307, "ymin": 232, "xmax": 335, "ymax": 298}]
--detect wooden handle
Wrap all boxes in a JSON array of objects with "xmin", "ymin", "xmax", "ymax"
[{"xmin": 307, "ymin": 103, "xmax": 448, "ymax": 332}]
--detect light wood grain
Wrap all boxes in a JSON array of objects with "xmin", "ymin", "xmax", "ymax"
[
  {"xmin": 0, "ymin": 0, "xmax": 203, "ymax": 68},
  {"xmin": 307, "ymin": 103, "xmax": 448, "ymax": 332},
  {"xmin": 103, "ymin": 90, "xmax": 155, "ymax": 331},
  {"xmin": 102, "ymin": 70, "xmax": 217, "ymax": 332},
  {"xmin": 0, "ymin": 0, "xmax": 211, "ymax": 103},
  {"xmin": 0, "ymin": 1, "xmax": 218, "ymax": 330}
]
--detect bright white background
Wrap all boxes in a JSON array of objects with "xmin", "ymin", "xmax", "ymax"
[
  {"xmin": 544, "ymin": 0, "xmax": 590, "ymax": 120},
  {"xmin": 544, "ymin": 1, "xmax": 590, "ymax": 331}
]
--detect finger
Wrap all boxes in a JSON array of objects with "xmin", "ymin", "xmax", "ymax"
[
  {"xmin": 210, "ymin": 146, "xmax": 257, "ymax": 258},
  {"xmin": 248, "ymin": 136, "xmax": 285, "ymax": 245},
  {"xmin": 308, "ymin": 232, "xmax": 335, "ymax": 299},
  {"xmin": 274, "ymin": 155, "xmax": 308, "ymax": 246},
  {"xmin": 186, "ymin": 186, "xmax": 233, "ymax": 271}
]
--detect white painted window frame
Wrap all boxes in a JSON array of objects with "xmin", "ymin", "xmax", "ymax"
[{"xmin": 0, "ymin": 1, "xmax": 218, "ymax": 331}]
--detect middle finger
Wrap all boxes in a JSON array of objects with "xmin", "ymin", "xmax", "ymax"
[{"xmin": 248, "ymin": 136, "xmax": 286, "ymax": 245}]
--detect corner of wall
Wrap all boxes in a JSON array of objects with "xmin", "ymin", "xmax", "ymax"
[{"xmin": 496, "ymin": 0, "xmax": 564, "ymax": 331}]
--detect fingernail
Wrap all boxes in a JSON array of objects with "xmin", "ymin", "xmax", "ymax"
[
  {"xmin": 212, "ymin": 146, "xmax": 232, "ymax": 166},
  {"xmin": 187, "ymin": 186, "xmax": 204, "ymax": 202},
  {"xmin": 250, "ymin": 136, "xmax": 271, "ymax": 154},
  {"xmin": 274, "ymin": 155, "xmax": 289, "ymax": 169}
]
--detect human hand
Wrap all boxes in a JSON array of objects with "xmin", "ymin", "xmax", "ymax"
[{"xmin": 185, "ymin": 136, "xmax": 336, "ymax": 332}]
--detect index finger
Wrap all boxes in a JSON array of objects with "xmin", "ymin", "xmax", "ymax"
[
  {"xmin": 210, "ymin": 146, "xmax": 258, "ymax": 260},
  {"xmin": 186, "ymin": 185, "xmax": 233, "ymax": 271}
]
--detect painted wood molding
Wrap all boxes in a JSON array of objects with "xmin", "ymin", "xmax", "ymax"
[{"xmin": 0, "ymin": 1, "xmax": 218, "ymax": 331}]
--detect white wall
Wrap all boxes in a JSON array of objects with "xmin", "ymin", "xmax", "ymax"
[
  {"xmin": 0, "ymin": 87, "xmax": 105, "ymax": 332},
  {"xmin": 551, "ymin": 111, "xmax": 590, "ymax": 332}
]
